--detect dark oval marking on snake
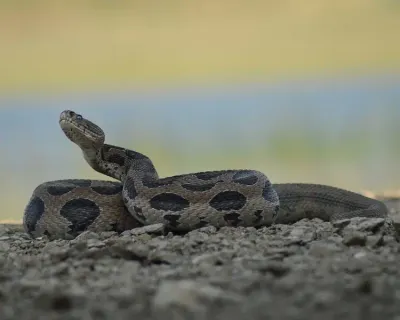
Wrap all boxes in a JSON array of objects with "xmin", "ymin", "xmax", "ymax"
[
  {"xmin": 195, "ymin": 171, "xmax": 224, "ymax": 180},
  {"xmin": 150, "ymin": 193, "xmax": 190, "ymax": 212},
  {"xmin": 262, "ymin": 181, "xmax": 277, "ymax": 203},
  {"xmin": 181, "ymin": 183, "xmax": 216, "ymax": 192},
  {"xmin": 24, "ymin": 196, "xmax": 45, "ymax": 234},
  {"xmin": 92, "ymin": 184, "xmax": 123, "ymax": 195},
  {"xmin": 232, "ymin": 170, "xmax": 258, "ymax": 186},
  {"xmin": 107, "ymin": 153, "xmax": 125, "ymax": 167},
  {"xmin": 223, "ymin": 212, "xmax": 241, "ymax": 226},
  {"xmin": 209, "ymin": 191, "xmax": 247, "ymax": 211},
  {"xmin": 60, "ymin": 198, "xmax": 100, "ymax": 237},
  {"xmin": 124, "ymin": 176, "xmax": 138, "ymax": 200},
  {"xmin": 47, "ymin": 186, "xmax": 76, "ymax": 196},
  {"xmin": 142, "ymin": 176, "xmax": 174, "ymax": 188}
]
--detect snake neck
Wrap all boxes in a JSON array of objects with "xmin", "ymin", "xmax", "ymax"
[{"xmin": 81, "ymin": 143, "xmax": 159, "ymax": 183}]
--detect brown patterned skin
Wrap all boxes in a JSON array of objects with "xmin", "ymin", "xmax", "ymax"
[
  {"xmin": 23, "ymin": 179, "xmax": 142, "ymax": 240},
  {"xmin": 23, "ymin": 110, "xmax": 388, "ymax": 239}
]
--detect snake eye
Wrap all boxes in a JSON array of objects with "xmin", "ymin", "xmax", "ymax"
[{"xmin": 76, "ymin": 114, "xmax": 83, "ymax": 120}]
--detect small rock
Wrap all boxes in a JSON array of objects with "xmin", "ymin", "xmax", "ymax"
[
  {"xmin": 99, "ymin": 231, "xmax": 118, "ymax": 239},
  {"xmin": 186, "ymin": 230, "xmax": 211, "ymax": 243},
  {"xmin": 277, "ymin": 273, "xmax": 303, "ymax": 290},
  {"xmin": 87, "ymin": 239, "xmax": 105, "ymax": 249},
  {"xmin": 355, "ymin": 277, "xmax": 374, "ymax": 294},
  {"xmin": 136, "ymin": 233, "xmax": 152, "ymax": 241},
  {"xmin": 332, "ymin": 218, "xmax": 352, "ymax": 230},
  {"xmin": 70, "ymin": 241, "xmax": 88, "ymax": 252},
  {"xmin": 340, "ymin": 217, "xmax": 385, "ymax": 234},
  {"xmin": 72, "ymin": 231, "xmax": 100, "ymax": 243},
  {"xmin": 383, "ymin": 235, "xmax": 398, "ymax": 246},
  {"xmin": 256, "ymin": 261, "xmax": 291, "ymax": 277},
  {"xmin": 149, "ymin": 251, "xmax": 181, "ymax": 264},
  {"xmin": 49, "ymin": 262, "xmax": 70, "ymax": 276},
  {"xmin": 192, "ymin": 253, "xmax": 222, "ymax": 265},
  {"xmin": 356, "ymin": 218, "xmax": 386, "ymax": 233},
  {"xmin": 153, "ymin": 280, "xmax": 242, "ymax": 312},
  {"xmin": 0, "ymin": 241, "xmax": 10, "ymax": 252},
  {"xmin": 18, "ymin": 233, "xmax": 32, "ymax": 240},
  {"xmin": 308, "ymin": 241, "xmax": 341, "ymax": 257},
  {"xmin": 342, "ymin": 231, "xmax": 367, "ymax": 246},
  {"xmin": 0, "ymin": 225, "xmax": 10, "ymax": 237},
  {"xmin": 81, "ymin": 247, "xmax": 110, "ymax": 260},
  {"xmin": 49, "ymin": 248, "xmax": 70, "ymax": 262},
  {"xmin": 391, "ymin": 215, "xmax": 400, "ymax": 236},
  {"xmin": 35, "ymin": 288, "xmax": 84, "ymax": 311},
  {"xmin": 353, "ymin": 250, "xmax": 367, "ymax": 259},
  {"xmin": 313, "ymin": 290, "xmax": 337, "ymax": 308},
  {"xmin": 120, "ymin": 230, "xmax": 132, "ymax": 237},
  {"xmin": 130, "ymin": 223, "xmax": 165, "ymax": 236},
  {"xmin": 366, "ymin": 235, "xmax": 384, "ymax": 247},
  {"xmin": 196, "ymin": 226, "xmax": 217, "ymax": 234},
  {"xmin": 287, "ymin": 225, "xmax": 316, "ymax": 244},
  {"xmin": 109, "ymin": 243, "xmax": 149, "ymax": 262},
  {"xmin": 42, "ymin": 241, "xmax": 62, "ymax": 253}
]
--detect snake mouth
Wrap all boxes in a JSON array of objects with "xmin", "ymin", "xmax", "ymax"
[{"xmin": 59, "ymin": 110, "xmax": 105, "ymax": 145}]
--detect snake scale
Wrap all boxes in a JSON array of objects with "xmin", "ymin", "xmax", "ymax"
[{"xmin": 23, "ymin": 110, "xmax": 388, "ymax": 240}]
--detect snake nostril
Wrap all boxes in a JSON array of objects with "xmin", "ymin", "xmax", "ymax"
[{"xmin": 68, "ymin": 111, "xmax": 75, "ymax": 117}]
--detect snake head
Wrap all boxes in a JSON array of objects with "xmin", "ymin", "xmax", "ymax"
[{"xmin": 59, "ymin": 110, "xmax": 105, "ymax": 149}]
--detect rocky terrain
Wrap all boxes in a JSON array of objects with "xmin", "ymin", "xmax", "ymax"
[{"xmin": 1, "ymin": 197, "xmax": 400, "ymax": 320}]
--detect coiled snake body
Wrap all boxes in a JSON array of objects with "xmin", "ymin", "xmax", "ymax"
[{"xmin": 23, "ymin": 110, "xmax": 388, "ymax": 239}]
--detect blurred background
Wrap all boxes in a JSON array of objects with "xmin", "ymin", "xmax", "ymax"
[{"xmin": 1, "ymin": 0, "xmax": 399, "ymax": 221}]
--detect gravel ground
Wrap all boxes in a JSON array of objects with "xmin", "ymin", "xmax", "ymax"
[{"xmin": 1, "ymin": 198, "xmax": 400, "ymax": 320}]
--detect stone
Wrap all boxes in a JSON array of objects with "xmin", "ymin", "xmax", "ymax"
[
  {"xmin": 152, "ymin": 280, "xmax": 242, "ymax": 312},
  {"xmin": 287, "ymin": 225, "xmax": 317, "ymax": 244},
  {"xmin": 0, "ymin": 241, "xmax": 10, "ymax": 252},
  {"xmin": 72, "ymin": 231, "xmax": 100, "ymax": 243},
  {"xmin": 308, "ymin": 241, "xmax": 341, "ymax": 258},
  {"xmin": 0, "ymin": 225, "xmax": 10, "ymax": 237},
  {"xmin": 342, "ymin": 231, "xmax": 367, "ymax": 246},
  {"xmin": 130, "ymin": 223, "xmax": 165, "ymax": 236},
  {"xmin": 332, "ymin": 218, "xmax": 352, "ymax": 230}
]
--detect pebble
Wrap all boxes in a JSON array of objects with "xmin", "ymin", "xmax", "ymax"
[
  {"xmin": 130, "ymin": 223, "xmax": 165, "ymax": 236},
  {"xmin": 0, "ymin": 225, "xmax": 10, "ymax": 237},
  {"xmin": 152, "ymin": 280, "xmax": 242, "ymax": 312},
  {"xmin": 72, "ymin": 231, "xmax": 100, "ymax": 242},
  {"xmin": 286, "ymin": 224, "xmax": 317, "ymax": 243},
  {"xmin": 307, "ymin": 241, "xmax": 341, "ymax": 257},
  {"xmin": 342, "ymin": 231, "xmax": 367, "ymax": 246},
  {"xmin": 0, "ymin": 241, "xmax": 10, "ymax": 252}
]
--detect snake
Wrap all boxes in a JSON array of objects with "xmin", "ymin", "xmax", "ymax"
[{"xmin": 23, "ymin": 110, "xmax": 389, "ymax": 240}]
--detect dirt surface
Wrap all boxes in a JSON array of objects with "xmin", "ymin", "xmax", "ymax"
[{"xmin": 1, "ymin": 198, "xmax": 400, "ymax": 320}]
